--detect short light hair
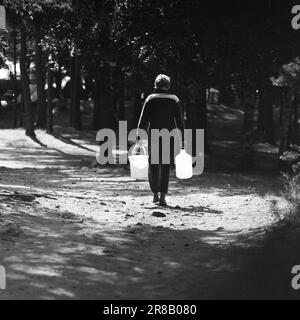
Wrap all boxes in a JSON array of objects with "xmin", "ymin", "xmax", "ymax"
[{"xmin": 154, "ymin": 74, "xmax": 171, "ymax": 90}]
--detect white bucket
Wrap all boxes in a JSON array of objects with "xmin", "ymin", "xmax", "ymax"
[{"xmin": 129, "ymin": 145, "xmax": 149, "ymax": 180}]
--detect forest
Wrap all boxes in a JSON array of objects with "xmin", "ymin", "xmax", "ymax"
[{"xmin": 0, "ymin": 1, "xmax": 298, "ymax": 167}]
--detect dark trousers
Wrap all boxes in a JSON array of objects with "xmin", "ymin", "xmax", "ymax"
[
  {"xmin": 148, "ymin": 135, "xmax": 177, "ymax": 194},
  {"xmin": 148, "ymin": 163, "xmax": 170, "ymax": 194}
]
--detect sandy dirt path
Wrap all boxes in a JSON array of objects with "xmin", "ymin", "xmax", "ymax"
[{"xmin": 0, "ymin": 129, "xmax": 295, "ymax": 299}]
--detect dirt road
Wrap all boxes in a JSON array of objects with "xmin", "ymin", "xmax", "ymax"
[{"xmin": 0, "ymin": 128, "xmax": 298, "ymax": 299}]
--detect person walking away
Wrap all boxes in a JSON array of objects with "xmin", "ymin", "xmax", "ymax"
[{"xmin": 136, "ymin": 74, "xmax": 184, "ymax": 206}]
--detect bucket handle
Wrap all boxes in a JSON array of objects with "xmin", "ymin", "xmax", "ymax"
[{"xmin": 131, "ymin": 144, "xmax": 147, "ymax": 157}]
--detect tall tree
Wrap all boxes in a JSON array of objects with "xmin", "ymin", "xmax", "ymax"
[
  {"xmin": 20, "ymin": 26, "xmax": 35, "ymax": 137},
  {"xmin": 46, "ymin": 56, "xmax": 54, "ymax": 133},
  {"xmin": 34, "ymin": 24, "xmax": 46, "ymax": 127}
]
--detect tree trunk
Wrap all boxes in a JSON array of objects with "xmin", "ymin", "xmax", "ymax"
[
  {"xmin": 47, "ymin": 60, "xmax": 54, "ymax": 134},
  {"xmin": 12, "ymin": 26, "xmax": 18, "ymax": 128},
  {"xmin": 293, "ymin": 95, "xmax": 299, "ymax": 144},
  {"xmin": 185, "ymin": 75, "xmax": 208, "ymax": 156},
  {"xmin": 69, "ymin": 56, "xmax": 75, "ymax": 125},
  {"xmin": 259, "ymin": 79, "xmax": 274, "ymax": 143},
  {"xmin": 257, "ymin": 87, "xmax": 265, "ymax": 131},
  {"xmin": 185, "ymin": 83, "xmax": 198, "ymax": 158},
  {"xmin": 289, "ymin": 92, "xmax": 299, "ymax": 145},
  {"xmin": 199, "ymin": 65, "xmax": 209, "ymax": 152},
  {"xmin": 219, "ymin": 84, "xmax": 232, "ymax": 105},
  {"xmin": 34, "ymin": 26, "xmax": 47, "ymax": 128},
  {"xmin": 93, "ymin": 63, "xmax": 113, "ymax": 130},
  {"xmin": 257, "ymin": 68, "xmax": 264, "ymax": 131},
  {"xmin": 134, "ymin": 90, "xmax": 142, "ymax": 127},
  {"xmin": 20, "ymin": 26, "xmax": 35, "ymax": 137},
  {"xmin": 242, "ymin": 94, "xmax": 255, "ymax": 134},
  {"xmin": 118, "ymin": 70, "xmax": 125, "ymax": 120},
  {"xmin": 93, "ymin": 73, "xmax": 101, "ymax": 130},
  {"xmin": 240, "ymin": 65, "xmax": 256, "ymax": 170},
  {"xmin": 279, "ymin": 88, "xmax": 293, "ymax": 156},
  {"xmin": 70, "ymin": 49, "xmax": 81, "ymax": 130},
  {"xmin": 55, "ymin": 63, "xmax": 62, "ymax": 99}
]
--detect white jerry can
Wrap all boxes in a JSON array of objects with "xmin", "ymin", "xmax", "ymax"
[
  {"xmin": 129, "ymin": 144, "xmax": 149, "ymax": 180},
  {"xmin": 175, "ymin": 149, "xmax": 193, "ymax": 179}
]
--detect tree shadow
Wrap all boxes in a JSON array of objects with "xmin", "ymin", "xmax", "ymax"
[
  {"xmin": 51, "ymin": 132, "xmax": 96, "ymax": 153},
  {"xmin": 29, "ymin": 134, "xmax": 90, "ymax": 159},
  {"xmin": 144, "ymin": 204, "xmax": 223, "ymax": 216},
  {"xmin": 0, "ymin": 144, "xmax": 93, "ymax": 169},
  {"xmin": 1, "ymin": 204, "xmax": 298, "ymax": 300},
  {"xmin": 215, "ymin": 220, "xmax": 300, "ymax": 300},
  {"xmin": 0, "ymin": 206, "xmax": 252, "ymax": 300},
  {"xmin": 29, "ymin": 135, "xmax": 48, "ymax": 148}
]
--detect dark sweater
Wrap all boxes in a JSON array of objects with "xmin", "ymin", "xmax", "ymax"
[{"xmin": 137, "ymin": 90, "xmax": 184, "ymax": 133}]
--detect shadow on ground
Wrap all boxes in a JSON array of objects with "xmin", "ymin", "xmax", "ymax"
[{"xmin": 1, "ymin": 209, "xmax": 299, "ymax": 300}]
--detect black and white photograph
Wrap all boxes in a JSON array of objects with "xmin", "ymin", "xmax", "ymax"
[{"xmin": 0, "ymin": 0, "xmax": 300, "ymax": 307}]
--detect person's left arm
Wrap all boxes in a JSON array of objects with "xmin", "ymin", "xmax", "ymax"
[
  {"xmin": 174, "ymin": 98, "xmax": 185, "ymax": 146},
  {"xmin": 136, "ymin": 98, "xmax": 150, "ymax": 138}
]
